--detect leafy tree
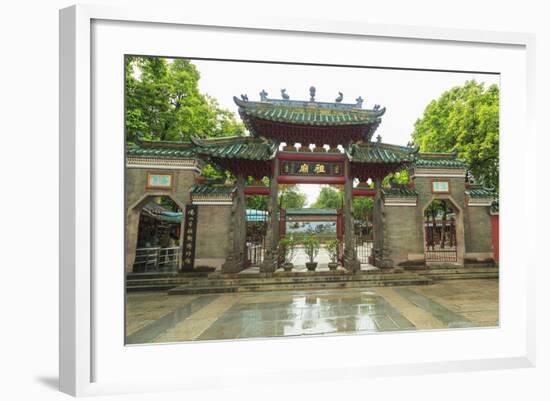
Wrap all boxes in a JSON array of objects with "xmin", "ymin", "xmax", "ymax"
[
  {"xmin": 245, "ymin": 184, "xmax": 306, "ymax": 211},
  {"xmin": 279, "ymin": 185, "xmax": 307, "ymax": 209},
  {"xmin": 352, "ymin": 196, "xmax": 373, "ymax": 220},
  {"xmin": 411, "ymin": 80, "xmax": 499, "ymax": 190},
  {"xmin": 310, "ymin": 185, "xmax": 374, "ymax": 218},
  {"xmin": 125, "ymin": 56, "xmax": 244, "ymax": 143},
  {"xmin": 383, "ymin": 170, "xmax": 409, "ymax": 186},
  {"xmin": 311, "ymin": 186, "xmax": 342, "ymax": 209}
]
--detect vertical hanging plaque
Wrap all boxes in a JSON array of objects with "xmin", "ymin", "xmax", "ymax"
[{"xmin": 182, "ymin": 204, "xmax": 198, "ymax": 270}]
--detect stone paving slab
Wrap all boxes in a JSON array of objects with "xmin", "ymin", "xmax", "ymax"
[{"xmin": 126, "ymin": 279, "xmax": 498, "ymax": 344}]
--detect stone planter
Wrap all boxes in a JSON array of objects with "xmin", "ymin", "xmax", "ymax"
[
  {"xmin": 328, "ymin": 262, "xmax": 338, "ymax": 271},
  {"xmin": 282, "ymin": 262, "xmax": 293, "ymax": 272},
  {"xmin": 305, "ymin": 262, "xmax": 318, "ymax": 271}
]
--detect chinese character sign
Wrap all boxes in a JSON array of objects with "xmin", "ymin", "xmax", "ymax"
[
  {"xmin": 280, "ymin": 160, "xmax": 343, "ymax": 177},
  {"xmin": 182, "ymin": 204, "xmax": 198, "ymax": 270},
  {"xmin": 432, "ymin": 181, "xmax": 450, "ymax": 193},
  {"xmin": 146, "ymin": 173, "xmax": 173, "ymax": 189}
]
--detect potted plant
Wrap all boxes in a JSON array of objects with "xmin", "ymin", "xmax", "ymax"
[
  {"xmin": 326, "ymin": 239, "xmax": 339, "ymax": 270},
  {"xmin": 303, "ymin": 235, "xmax": 320, "ymax": 271},
  {"xmin": 279, "ymin": 237, "xmax": 296, "ymax": 271}
]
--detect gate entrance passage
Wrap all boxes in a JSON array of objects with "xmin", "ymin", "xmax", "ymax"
[
  {"xmin": 245, "ymin": 208, "xmax": 268, "ymax": 267},
  {"xmin": 354, "ymin": 211, "xmax": 374, "ymax": 264},
  {"xmin": 279, "ymin": 207, "xmax": 343, "ymax": 268},
  {"xmin": 424, "ymin": 199, "xmax": 458, "ymax": 263}
]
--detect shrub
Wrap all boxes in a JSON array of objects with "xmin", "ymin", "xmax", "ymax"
[
  {"xmin": 279, "ymin": 237, "xmax": 296, "ymax": 264},
  {"xmin": 326, "ymin": 239, "xmax": 339, "ymax": 263},
  {"xmin": 303, "ymin": 235, "xmax": 320, "ymax": 263}
]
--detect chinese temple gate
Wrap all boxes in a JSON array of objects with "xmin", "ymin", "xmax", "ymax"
[{"xmin": 125, "ymin": 87, "xmax": 498, "ymax": 275}]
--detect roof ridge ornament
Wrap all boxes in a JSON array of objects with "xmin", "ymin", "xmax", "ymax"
[
  {"xmin": 309, "ymin": 86, "xmax": 316, "ymax": 102},
  {"xmin": 240, "ymin": 94, "xmax": 248, "ymax": 101},
  {"xmin": 335, "ymin": 92, "xmax": 343, "ymax": 103},
  {"xmin": 260, "ymin": 89, "xmax": 268, "ymax": 102},
  {"xmin": 355, "ymin": 96, "xmax": 364, "ymax": 108},
  {"xmin": 281, "ymin": 89, "xmax": 289, "ymax": 100}
]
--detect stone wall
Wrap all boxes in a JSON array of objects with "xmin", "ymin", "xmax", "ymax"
[
  {"xmin": 194, "ymin": 205, "xmax": 232, "ymax": 269},
  {"xmin": 414, "ymin": 176, "xmax": 467, "ymax": 213},
  {"xmin": 464, "ymin": 205, "xmax": 494, "ymax": 259},
  {"xmin": 125, "ymin": 168, "xmax": 196, "ymax": 209},
  {"xmin": 382, "ymin": 204, "xmax": 423, "ymax": 266}
]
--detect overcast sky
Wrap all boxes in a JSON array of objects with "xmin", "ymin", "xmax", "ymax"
[{"xmin": 190, "ymin": 59, "xmax": 499, "ymax": 206}]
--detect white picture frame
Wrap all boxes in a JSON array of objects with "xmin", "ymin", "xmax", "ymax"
[{"xmin": 59, "ymin": 4, "xmax": 536, "ymax": 397}]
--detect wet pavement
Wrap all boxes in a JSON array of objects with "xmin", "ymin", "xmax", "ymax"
[{"xmin": 126, "ymin": 279, "xmax": 498, "ymax": 344}]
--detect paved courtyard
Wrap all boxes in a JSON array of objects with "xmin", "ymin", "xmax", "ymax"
[{"xmin": 126, "ymin": 279, "xmax": 498, "ymax": 344}]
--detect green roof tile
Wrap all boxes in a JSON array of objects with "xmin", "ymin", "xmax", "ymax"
[
  {"xmin": 415, "ymin": 153, "xmax": 467, "ymax": 168},
  {"xmin": 195, "ymin": 137, "xmax": 277, "ymax": 161},
  {"xmin": 190, "ymin": 184, "xmax": 235, "ymax": 196},
  {"xmin": 286, "ymin": 208, "xmax": 337, "ymax": 215},
  {"xmin": 234, "ymin": 96, "xmax": 384, "ymax": 127},
  {"xmin": 382, "ymin": 187, "xmax": 418, "ymax": 197},
  {"xmin": 348, "ymin": 142, "xmax": 417, "ymax": 164},
  {"xmin": 127, "ymin": 142, "xmax": 195, "ymax": 158},
  {"xmin": 465, "ymin": 187, "xmax": 496, "ymax": 198}
]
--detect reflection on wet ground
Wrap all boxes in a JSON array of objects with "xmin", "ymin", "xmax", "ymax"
[{"xmin": 126, "ymin": 279, "xmax": 498, "ymax": 344}]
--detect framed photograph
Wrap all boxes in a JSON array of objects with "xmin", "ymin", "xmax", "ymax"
[{"xmin": 59, "ymin": 4, "xmax": 535, "ymax": 397}]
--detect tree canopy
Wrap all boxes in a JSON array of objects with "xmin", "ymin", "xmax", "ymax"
[
  {"xmin": 279, "ymin": 185, "xmax": 307, "ymax": 209},
  {"xmin": 310, "ymin": 186, "xmax": 342, "ymax": 209},
  {"xmin": 411, "ymin": 80, "xmax": 499, "ymax": 190},
  {"xmin": 125, "ymin": 56, "xmax": 244, "ymax": 143},
  {"xmin": 246, "ymin": 184, "xmax": 306, "ymax": 211},
  {"xmin": 310, "ymin": 185, "xmax": 373, "ymax": 218}
]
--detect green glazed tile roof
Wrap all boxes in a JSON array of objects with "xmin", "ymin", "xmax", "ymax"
[
  {"xmin": 286, "ymin": 208, "xmax": 337, "ymax": 216},
  {"xmin": 190, "ymin": 184, "xmax": 235, "ymax": 196},
  {"xmin": 347, "ymin": 142, "xmax": 418, "ymax": 164},
  {"xmin": 234, "ymin": 96, "xmax": 384, "ymax": 127},
  {"xmin": 465, "ymin": 187, "xmax": 496, "ymax": 198},
  {"xmin": 382, "ymin": 187, "xmax": 418, "ymax": 197},
  {"xmin": 415, "ymin": 152, "xmax": 467, "ymax": 168},
  {"xmin": 195, "ymin": 137, "xmax": 277, "ymax": 161},
  {"xmin": 127, "ymin": 141, "xmax": 196, "ymax": 158}
]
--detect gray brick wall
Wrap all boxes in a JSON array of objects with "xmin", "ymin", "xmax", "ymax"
[
  {"xmin": 464, "ymin": 206, "xmax": 493, "ymax": 255},
  {"xmin": 383, "ymin": 204, "xmax": 423, "ymax": 265},
  {"xmin": 195, "ymin": 205, "xmax": 232, "ymax": 260},
  {"xmin": 125, "ymin": 168, "xmax": 197, "ymax": 209}
]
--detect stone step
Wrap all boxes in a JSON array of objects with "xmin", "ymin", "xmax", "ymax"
[
  {"xmin": 126, "ymin": 272, "xmax": 209, "ymax": 281},
  {"xmin": 414, "ymin": 267, "xmax": 498, "ymax": 274},
  {"xmin": 126, "ymin": 269, "xmax": 498, "ymax": 293},
  {"xmin": 420, "ymin": 272, "xmax": 499, "ymax": 281},
  {"xmin": 180, "ymin": 273, "xmax": 422, "ymax": 288},
  {"xmin": 127, "ymin": 284, "xmax": 179, "ymax": 292},
  {"xmin": 127, "ymin": 278, "xmax": 193, "ymax": 286},
  {"xmin": 167, "ymin": 276, "xmax": 433, "ymax": 295}
]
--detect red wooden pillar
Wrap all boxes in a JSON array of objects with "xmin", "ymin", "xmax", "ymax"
[{"xmin": 490, "ymin": 214, "xmax": 499, "ymax": 262}]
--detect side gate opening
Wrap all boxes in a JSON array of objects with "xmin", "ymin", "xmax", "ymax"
[
  {"xmin": 354, "ymin": 210, "xmax": 374, "ymax": 265},
  {"xmin": 424, "ymin": 199, "xmax": 457, "ymax": 263},
  {"xmin": 133, "ymin": 196, "xmax": 183, "ymax": 273},
  {"xmin": 245, "ymin": 208, "xmax": 269, "ymax": 267}
]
